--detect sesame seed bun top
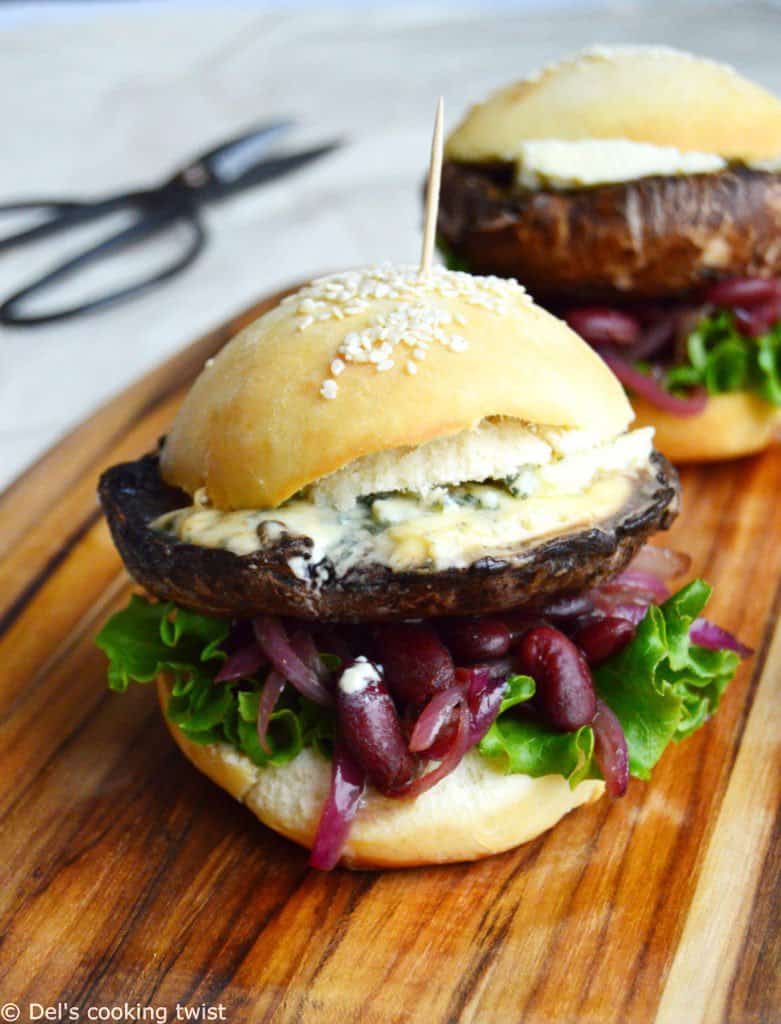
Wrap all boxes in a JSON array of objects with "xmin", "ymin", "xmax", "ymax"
[
  {"xmin": 160, "ymin": 265, "xmax": 633, "ymax": 510},
  {"xmin": 445, "ymin": 46, "xmax": 781, "ymax": 164}
]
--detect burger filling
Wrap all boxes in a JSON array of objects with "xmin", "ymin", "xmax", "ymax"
[
  {"xmin": 97, "ymin": 543, "xmax": 749, "ymax": 869},
  {"xmin": 152, "ymin": 423, "xmax": 655, "ymax": 575},
  {"xmin": 560, "ymin": 279, "xmax": 781, "ymax": 417}
]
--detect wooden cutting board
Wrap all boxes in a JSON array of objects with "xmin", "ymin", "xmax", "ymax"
[{"xmin": 0, "ymin": 289, "xmax": 778, "ymax": 1024}]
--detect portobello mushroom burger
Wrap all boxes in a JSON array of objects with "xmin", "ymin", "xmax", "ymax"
[
  {"xmin": 438, "ymin": 46, "xmax": 781, "ymax": 462},
  {"xmin": 97, "ymin": 264, "xmax": 749, "ymax": 869}
]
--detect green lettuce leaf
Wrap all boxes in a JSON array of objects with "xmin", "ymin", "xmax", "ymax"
[
  {"xmin": 665, "ymin": 310, "xmax": 781, "ymax": 406},
  {"xmin": 594, "ymin": 580, "xmax": 739, "ymax": 779},
  {"xmin": 95, "ymin": 595, "xmax": 229, "ymax": 692},
  {"xmin": 95, "ymin": 596, "xmax": 332, "ymax": 766}
]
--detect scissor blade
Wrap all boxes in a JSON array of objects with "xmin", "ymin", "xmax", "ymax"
[
  {"xmin": 206, "ymin": 140, "xmax": 343, "ymax": 201},
  {"xmin": 174, "ymin": 120, "xmax": 296, "ymax": 189}
]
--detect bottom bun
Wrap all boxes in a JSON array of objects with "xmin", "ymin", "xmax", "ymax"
[
  {"xmin": 631, "ymin": 392, "xmax": 780, "ymax": 463},
  {"xmin": 157, "ymin": 679, "xmax": 604, "ymax": 868}
]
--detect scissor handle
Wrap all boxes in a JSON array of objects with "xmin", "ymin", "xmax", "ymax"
[
  {"xmin": 0, "ymin": 195, "xmax": 136, "ymax": 252},
  {"xmin": 0, "ymin": 203, "xmax": 207, "ymax": 327}
]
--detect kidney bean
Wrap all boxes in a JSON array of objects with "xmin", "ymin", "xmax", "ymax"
[
  {"xmin": 439, "ymin": 616, "xmax": 511, "ymax": 662},
  {"xmin": 336, "ymin": 659, "xmax": 414, "ymax": 795},
  {"xmin": 516, "ymin": 626, "xmax": 596, "ymax": 731},
  {"xmin": 565, "ymin": 307, "xmax": 640, "ymax": 346},
  {"xmin": 373, "ymin": 623, "xmax": 455, "ymax": 708},
  {"xmin": 707, "ymin": 277, "xmax": 780, "ymax": 309},
  {"xmin": 574, "ymin": 617, "xmax": 636, "ymax": 667}
]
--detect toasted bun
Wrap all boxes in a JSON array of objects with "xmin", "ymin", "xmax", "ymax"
[
  {"xmin": 631, "ymin": 392, "xmax": 781, "ymax": 462},
  {"xmin": 161, "ymin": 266, "xmax": 632, "ymax": 510},
  {"xmin": 157, "ymin": 678, "xmax": 604, "ymax": 868},
  {"xmin": 446, "ymin": 46, "xmax": 781, "ymax": 163}
]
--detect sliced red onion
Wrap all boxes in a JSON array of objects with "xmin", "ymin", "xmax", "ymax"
[
  {"xmin": 409, "ymin": 687, "xmax": 465, "ymax": 753},
  {"xmin": 592, "ymin": 597, "xmax": 650, "ymax": 626},
  {"xmin": 690, "ymin": 618, "xmax": 753, "ymax": 658},
  {"xmin": 592, "ymin": 699, "xmax": 629, "ymax": 798},
  {"xmin": 628, "ymin": 545, "xmax": 691, "ymax": 580},
  {"xmin": 624, "ymin": 318, "xmax": 675, "ymax": 361},
  {"xmin": 537, "ymin": 592, "xmax": 595, "ymax": 620},
  {"xmin": 288, "ymin": 626, "xmax": 330, "ymax": 683},
  {"xmin": 600, "ymin": 352, "xmax": 708, "ymax": 417},
  {"xmin": 214, "ymin": 642, "xmax": 266, "ymax": 683},
  {"xmin": 401, "ymin": 702, "xmax": 471, "ymax": 799},
  {"xmin": 256, "ymin": 670, "xmax": 286, "ymax": 754},
  {"xmin": 466, "ymin": 669, "xmax": 506, "ymax": 746},
  {"xmin": 309, "ymin": 740, "xmax": 366, "ymax": 871},
  {"xmin": 253, "ymin": 616, "xmax": 332, "ymax": 706},
  {"xmin": 566, "ymin": 307, "xmax": 640, "ymax": 346},
  {"xmin": 606, "ymin": 570, "xmax": 670, "ymax": 603},
  {"xmin": 733, "ymin": 297, "xmax": 781, "ymax": 338},
  {"xmin": 707, "ymin": 277, "xmax": 781, "ymax": 309}
]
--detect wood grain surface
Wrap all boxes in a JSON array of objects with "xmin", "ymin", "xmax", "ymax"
[{"xmin": 0, "ymin": 290, "xmax": 778, "ymax": 1024}]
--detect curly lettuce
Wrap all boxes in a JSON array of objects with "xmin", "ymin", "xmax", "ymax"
[
  {"xmin": 97, "ymin": 582, "xmax": 740, "ymax": 789},
  {"xmin": 665, "ymin": 310, "xmax": 781, "ymax": 405},
  {"xmin": 96, "ymin": 596, "xmax": 333, "ymax": 767}
]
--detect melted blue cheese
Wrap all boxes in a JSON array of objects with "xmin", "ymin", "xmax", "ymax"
[{"xmin": 153, "ymin": 428, "xmax": 653, "ymax": 575}]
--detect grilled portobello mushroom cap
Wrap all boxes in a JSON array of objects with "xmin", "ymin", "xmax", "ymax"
[
  {"xmin": 99, "ymin": 450, "xmax": 680, "ymax": 622},
  {"xmin": 438, "ymin": 162, "xmax": 781, "ymax": 303}
]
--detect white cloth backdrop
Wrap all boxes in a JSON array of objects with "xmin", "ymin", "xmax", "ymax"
[{"xmin": 2, "ymin": 0, "xmax": 779, "ymax": 490}]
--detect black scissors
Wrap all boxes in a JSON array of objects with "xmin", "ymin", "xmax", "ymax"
[{"xmin": 0, "ymin": 121, "xmax": 340, "ymax": 326}]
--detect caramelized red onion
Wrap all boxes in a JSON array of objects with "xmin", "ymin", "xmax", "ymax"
[
  {"xmin": 309, "ymin": 740, "xmax": 366, "ymax": 871},
  {"xmin": 604, "ymin": 569, "xmax": 670, "ymax": 603},
  {"xmin": 214, "ymin": 642, "xmax": 266, "ymax": 683},
  {"xmin": 599, "ymin": 351, "xmax": 708, "ymax": 416},
  {"xmin": 592, "ymin": 700, "xmax": 629, "ymax": 798},
  {"xmin": 690, "ymin": 618, "xmax": 754, "ymax": 658},
  {"xmin": 565, "ymin": 307, "xmax": 640, "ymax": 346},
  {"xmin": 628, "ymin": 544, "xmax": 691, "ymax": 580},
  {"xmin": 253, "ymin": 616, "xmax": 332, "ymax": 706},
  {"xmin": 401, "ymin": 702, "xmax": 471, "ymax": 799},
  {"xmin": 465, "ymin": 668, "xmax": 507, "ymax": 746},
  {"xmin": 256, "ymin": 669, "xmax": 286, "ymax": 754},
  {"xmin": 733, "ymin": 298, "xmax": 781, "ymax": 338},
  {"xmin": 706, "ymin": 277, "xmax": 781, "ymax": 309},
  {"xmin": 409, "ymin": 687, "xmax": 465, "ymax": 753}
]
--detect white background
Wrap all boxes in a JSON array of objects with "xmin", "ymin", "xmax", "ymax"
[{"xmin": 2, "ymin": 0, "xmax": 780, "ymax": 491}]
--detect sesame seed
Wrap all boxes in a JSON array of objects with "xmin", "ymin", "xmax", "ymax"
[
  {"xmin": 406, "ymin": 361, "xmax": 418, "ymax": 375},
  {"xmin": 288, "ymin": 264, "xmax": 530, "ymax": 399}
]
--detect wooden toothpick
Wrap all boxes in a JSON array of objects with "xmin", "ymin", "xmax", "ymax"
[{"xmin": 419, "ymin": 96, "xmax": 444, "ymax": 278}]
